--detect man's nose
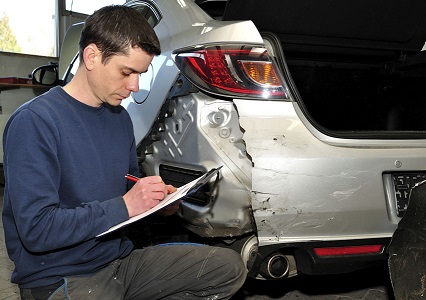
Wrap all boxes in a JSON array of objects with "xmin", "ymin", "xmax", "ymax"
[{"xmin": 126, "ymin": 74, "xmax": 140, "ymax": 92}]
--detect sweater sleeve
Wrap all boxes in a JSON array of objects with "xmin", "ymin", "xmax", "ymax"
[{"xmin": 3, "ymin": 108, "xmax": 130, "ymax": 253}]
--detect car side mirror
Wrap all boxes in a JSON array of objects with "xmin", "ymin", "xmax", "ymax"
[{"xmin": 31, "ymin": 64, "xmax": 60, "ymax": 86}]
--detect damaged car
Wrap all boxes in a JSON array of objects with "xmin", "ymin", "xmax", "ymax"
[{"xmin": 35, "ymin": 0, "xmax": 426, "ymax": 280}]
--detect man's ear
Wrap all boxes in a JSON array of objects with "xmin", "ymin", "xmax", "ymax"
[{"xmin": 82, "ymin": 43, "xmax": 101, "ymax": 70}]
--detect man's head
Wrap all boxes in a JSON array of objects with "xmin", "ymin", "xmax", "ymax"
[
  {"xmin": 79, "ymin": 5, "xmax": 161, "ymax": 64},
  {"xmin": 64, "ymin": 5, "xmax": 160, "ymax": 107},
  {"xmin": 65, "ymin": 5, "xmax": 162, "ymax": 107}
]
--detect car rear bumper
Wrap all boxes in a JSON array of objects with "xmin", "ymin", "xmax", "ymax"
[{"xmin": 252, "ymin": 237, "xmax": 391, "ymax": 277}]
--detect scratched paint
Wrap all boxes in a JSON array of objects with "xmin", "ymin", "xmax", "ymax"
[{"xmin": 233, "ymin": 99, "xmax": 397, "ymax": 245}]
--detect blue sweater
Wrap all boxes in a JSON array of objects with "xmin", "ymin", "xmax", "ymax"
[{"xmin": 2, "ymin": 86, "xmax": 137, "ymax": 288}]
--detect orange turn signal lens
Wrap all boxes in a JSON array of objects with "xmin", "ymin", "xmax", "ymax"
[{"xmin": 240, "ymin": 61, "xmax": 281, "ymax": 87}]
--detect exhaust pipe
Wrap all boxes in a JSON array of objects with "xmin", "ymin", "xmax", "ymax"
[{"xmin": 259, "ymin": 253, "xmax": 290, "ymax": 279}]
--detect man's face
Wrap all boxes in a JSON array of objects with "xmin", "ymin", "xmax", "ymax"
[{"xmin": 89, "ymin": 46, "xmax": 154, "ymax": 107}]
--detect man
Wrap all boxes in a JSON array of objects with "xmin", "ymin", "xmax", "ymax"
[{"xmin": 2, "ymin": 5, "xmax": 246, "ymax": 299}]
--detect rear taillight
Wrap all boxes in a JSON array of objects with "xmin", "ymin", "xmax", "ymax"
[
  {"xmin": 173, "ymin": 45, "xmax": 288, "ymax": 100},
  {"xmin": 314, "ymin": 245, "xmax": 384, "ymax": 257}
]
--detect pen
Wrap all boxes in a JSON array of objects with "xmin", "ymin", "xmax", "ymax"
[
  {"xmin": 125, "ymin": 174, "xmax": 172, "ymax": 194},
  {"xmin": 125, "ymin": 174, "xmax": 140, "ymax": 183}
]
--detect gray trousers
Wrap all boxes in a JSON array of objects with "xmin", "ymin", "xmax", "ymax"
[{"xmin": 20, "ymin": 244, "xmax": 247, "ymax": 300}]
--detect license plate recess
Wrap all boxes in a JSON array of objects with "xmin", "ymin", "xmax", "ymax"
[{"xmin": 391, "ymin": 172, "xmax": 426, "ymax": 217}]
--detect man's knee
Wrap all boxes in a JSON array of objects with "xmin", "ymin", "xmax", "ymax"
[{"xmin": 205, "ymin": 247, "xmax": 247, "ymax": 284}]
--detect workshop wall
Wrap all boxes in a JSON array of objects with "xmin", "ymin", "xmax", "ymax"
[{"xmin": 0, "ymin": 52, "xmax": 58, "ymax": 165}]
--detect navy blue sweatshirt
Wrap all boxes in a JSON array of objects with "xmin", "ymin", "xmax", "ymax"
[{"xmin": 2, "ymin": 86, "xmax": 137, "ymax": 288}]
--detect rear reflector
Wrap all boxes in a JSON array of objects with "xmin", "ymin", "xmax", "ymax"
[
  {"xmin": 314, "ymin": 245, "xmax": 383, "ymax": 257},
  {"xmin": 173, "ymin": 44, "xmax": 288, "ymax": 100}
]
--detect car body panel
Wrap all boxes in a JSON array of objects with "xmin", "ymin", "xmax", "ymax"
[
  {"xmin": 58, "ymin": 23, "xmax": 83, "ymax": 78},
  {"xmin": 142, "ymin": 91, "xmax": 254, "ymax": 237},
  {"xmin": 234, "ymin": 99, "xmax": 426, "ymax": 245}
]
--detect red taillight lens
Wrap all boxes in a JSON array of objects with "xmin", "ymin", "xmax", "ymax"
[
  {"xmin": 173, "ymin": 45, "xmax": 288, "ymax": 100},
  {"xmin": 314, "ymin": 245, "xmax": 384, "ymax": 257}
]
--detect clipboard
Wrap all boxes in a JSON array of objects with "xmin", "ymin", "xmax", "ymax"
[{"xmin": 97, "ymin": 166, "xmax": 222, "ymax": 237}]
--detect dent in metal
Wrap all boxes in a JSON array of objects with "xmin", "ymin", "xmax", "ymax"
[
  {"xmin": 233, "ymin": 99, "xmax": 399, "ymax": 245},
  {"xmin": 146, "ymin": 93, "xmax": 253, "ymax": 237}
]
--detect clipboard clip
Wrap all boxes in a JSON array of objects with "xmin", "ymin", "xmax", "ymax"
[{"xmin": 186, "ymin": 166, "xmax": 223, "ymax": 197}]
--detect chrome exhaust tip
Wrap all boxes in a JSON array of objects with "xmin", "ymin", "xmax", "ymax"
[{"xmin": 259, "ymin": 253, "xmax": 290, "ymax": 279}]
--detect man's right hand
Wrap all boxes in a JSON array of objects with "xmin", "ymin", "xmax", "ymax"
[{"xmin": 123, "ymin": 176, "xmax": 169, "ymax": 217}]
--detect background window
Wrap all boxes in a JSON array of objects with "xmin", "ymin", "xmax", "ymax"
[
  {"xmin": 65, "ymin": 0, "xmax": 123, "ymax": 15},
  {"xmin": 0, "ymin": 0, "xmax": 56, "ymax": 57},
  {"xmin": 0, "ymin": 0, "xmax": 124, "ymax": 57}
]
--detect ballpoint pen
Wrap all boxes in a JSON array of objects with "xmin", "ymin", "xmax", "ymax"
[
  {"xmin": 125, "ymin": 174, "xmax": 172, "ymax": 194},
  {"xmin": 125, "ymin": 174, "xmax": 140, "ymax": 183}
]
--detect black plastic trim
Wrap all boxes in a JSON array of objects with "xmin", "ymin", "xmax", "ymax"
[{"xmin": 251, "ymin": 238, "xmax": 390, "ymax": 276}]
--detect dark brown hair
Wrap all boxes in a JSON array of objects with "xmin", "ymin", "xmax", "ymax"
[{"xmin": 79, "ymin": 5, "xmax": 161, "ymax": 64}]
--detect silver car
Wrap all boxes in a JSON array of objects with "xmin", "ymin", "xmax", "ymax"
[{"xmin": 35, "ymin": 0, "xmax": 426, "ymax": 280}]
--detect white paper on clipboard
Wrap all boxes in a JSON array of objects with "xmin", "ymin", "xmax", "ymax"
[{"xmin": 97, "ymin": 166, "xmax": 222, "ymax": 237}]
